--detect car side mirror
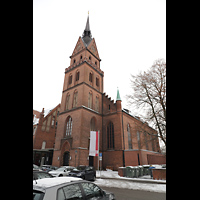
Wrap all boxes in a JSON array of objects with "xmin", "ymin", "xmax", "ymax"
[{"xmin": 64, "ymin": 170, "xmax": 66, "ymax": 172}]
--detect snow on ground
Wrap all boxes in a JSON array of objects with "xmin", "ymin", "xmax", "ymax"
[
  {"xmin": 95, "ymin": 179, "xmax": 166, "ymax": 193},
  {"xmin": 94, "ymin": 169, "xmax": 166, "ymax": 193}
]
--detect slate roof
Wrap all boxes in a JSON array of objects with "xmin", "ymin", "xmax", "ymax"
[{"xmin": 82, "ymin": 15, "xmax": 92, "ymax": 47}]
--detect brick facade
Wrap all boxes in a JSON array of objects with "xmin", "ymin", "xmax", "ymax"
[{"xmin": 34, "ymin": 15, "xmax": 166, "ymax": 169}]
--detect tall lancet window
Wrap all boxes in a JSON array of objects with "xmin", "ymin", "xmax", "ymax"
[
  {"xmin": 107, "ymin": 121, "xmax": 114, "ymax": 149},
  {"xmin": 66, "ymin": 116, "xmax": 72, "ymax": 136},
  {"xmin": 127, "ymin": 124, "xmax": 132, "ymax": 149},
  {"xmin": 88, "ymin": 91, "xmax": 92, "ymax": 109}
]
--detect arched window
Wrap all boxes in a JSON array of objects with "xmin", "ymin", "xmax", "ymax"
[
  {"xmin": 41, "ymin": 120, "xmax": 46, "ymax": 131},
  {"xmin": 96, "ymin": 77, "xmax": 99, "ymax": 87},
  {"xmin": 88, "ymin": 91, "xmax": 92, "ymax": 109},
  {"xmin": 127, "ymin": 124, "xmax": 132, "ymax": 149},
  {"xmin": 76, "ymin": 71, "xmax": 80, "ymax": 81},
  {"xmin": 65, "ymin": 93, "xmax": 70, "ymax": 110},
  {"xmin": 66, "ymin": 116, "xmax": 72, "ymax": 136},
  {"xmin": 89, "ymin": 72, "xmax": 93, "ymax": 83},
  {"xmin": 90, "ymin": 117, "xmax": 96, "ymax": 131},
  {"xmin": 73, "ymin": 90, "xmax": 78, "ymax": 108},
  {"xmin": 107, "ymin": 121, "xmax": 114, "ymax": 149},
  {"xmin": 42, "ymin": 141, "xmax": 46, "ymax": 149},
  {"xmin": 68, "ymin": 74, "xmax": 72, "ymax": 85},
  {"xmin": 95, "ymin": 95, "xmax": 99, "ymax": 112}
]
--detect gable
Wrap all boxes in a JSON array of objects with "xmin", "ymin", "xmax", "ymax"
[
  {"xmin": 87, "ymin": 38, "xmax": 100, "ymax": 60},
  {"xmin": 71, "ymin": 37, "xmax": 85, "ymax": 57}
]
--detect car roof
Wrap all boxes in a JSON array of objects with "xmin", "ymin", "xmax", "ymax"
[{"xmin": 33, "ymin": 177, "xmax": 83, "ymax": 189}]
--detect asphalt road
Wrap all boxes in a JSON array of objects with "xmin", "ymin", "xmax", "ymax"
[{"xmin": 101, "ymin": 186, "xmax": 166, "ymax": 200}]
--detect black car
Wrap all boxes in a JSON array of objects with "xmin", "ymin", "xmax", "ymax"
[
  {"xmin": 68, "ymin": 165, "xmax": 96, "ymax": 181},
  {"xmin": 33, "ymin": 170, "xmax": 53, "ymax": 180}
]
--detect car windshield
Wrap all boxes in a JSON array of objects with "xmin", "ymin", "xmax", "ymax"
[
  {"xmin": 76, "ymin": 166, "xmax": 86, "ymax": 171},
  {"xmin": 55, "ymin": 167, "xmax": 66, "ymax": 171}
]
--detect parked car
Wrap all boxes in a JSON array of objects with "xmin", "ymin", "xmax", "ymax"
[
  {"xmin": 49, "ymin": 166, "xmax": 75, "ymax": 177},
  {"xmin": 41, "ymin": 165, "xmax": 58, "ymax": 172},
  {"xmin": 68, "ymin": 165, "xmax": 96, "ymax": 181},
  {"xmin": 33, "ymin": 177, "xmax": 115, "ymax": 200},
  {"xmin": 33, "ymin": 164, "xmax": 40, "ymax": 170},
  {"xmin": 33, "ymin": 170, "xmax": 53, "ymax": 180}
]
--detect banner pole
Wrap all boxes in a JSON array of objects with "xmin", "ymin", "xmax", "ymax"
[{"xmin": 98, "ymin": 130, "xmax": 100, "ymax": 172}]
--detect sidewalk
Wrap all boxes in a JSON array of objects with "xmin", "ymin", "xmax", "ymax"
[
  {"xmin": 95, "ymin": 170, "xmax": 166, "ymax": 193},
  {"xmin": 96, "ymin": 170, "xmax": 166, "ymax": 184}
]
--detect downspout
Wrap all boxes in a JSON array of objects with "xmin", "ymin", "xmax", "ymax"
[{"xmin": 121, "ymin": 111, "xmax": 125, "ymax": 167}]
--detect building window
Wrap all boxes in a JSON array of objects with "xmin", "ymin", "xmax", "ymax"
[
  {"xmin": 46, "ymin": 115, "xmax": 52, "ymax": 132},
  {"xmin": 80, "ymin": 55, "xmax": 82, "ymax": 60},
  {"xmin": 95, "ymin": 61, "xmax": 97, "ymax": 65},
  {"xmin": 73, "ymin": 90, "xmax": 78, "ymax": 108},
  {"xmin": 88, "ymin": 91, "xmax": 92, "ymax": 109},
  {"xmin": 137, "ymin": 131, "xmax": 141, "ymax": 149},
  {"xmin": 73, "ymin": 59, "xmax": 76, "ymax": 64},
  {"xmin": 127, "ymin": 124, "xmax": 132, "ymax": 149},
  {"xmin": 107, "ymin": 121, "xmax": 114, "ymax": 149},
  {"xmin": 144, "ymin": 132, "xmax": 149, "ymax": 150},
  {"xmin": 66, "ymin": 116, "xmax": 72, "ymax": 136},
  {"xmin": 90, "ymin": 117, "xmax": 96, "ymax": 131},
  {"xmin": 65, "ymin": 93, "xmax": 70, "ymax": 110},
  {"xmin": 42, "ymin": 141, "xmax": 46, "ymax": 149},
  {"xmin": 41, "ymin": 120, "xmax": 46, "ymax": 131},
  {"xmin": 89, "ymin": 56, "xmax": 91, "ymax": 60},
  {"xmin": 89, "ymin": 72, "xmax": 93, "ymax": 83},
  {"xmin": 150, "ymin": 135, "xmax": 155, "ymax": 151},
  {"xmin": 95, "ymin": 95, "xmax": 99, "ymax": 112},
  {"xmin": 69, "ymin": 74, "xmax": 72, "ymax": 85},
  {"xmin": 96, "ymin": 77, "xmax": 99, "ymax": 87},
  {"xmin": 76, "ymin": 71, "xmax": 80, "ymax": 81}
]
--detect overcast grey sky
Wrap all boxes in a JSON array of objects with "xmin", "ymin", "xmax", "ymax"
[{"xmin": 33, "ymin": 0, "xmax": 166, "ymax": 113}]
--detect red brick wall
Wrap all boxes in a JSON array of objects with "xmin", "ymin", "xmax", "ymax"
[
  {"xmin": 103, "ymin": 150, "xmax": 123, "ymax": 171},
  {"xmin": 152, "ymin": 169, "xmax": 166, "ymax": 180},
  {"xmin": 147, "ymin": 154, "xmax": 166, "ymax": 164}
]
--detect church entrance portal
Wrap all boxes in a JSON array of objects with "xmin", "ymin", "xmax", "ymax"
[
  {"xmin": 63, "ymin": 151, "xmax": 70, "ymax": 166},
  {"xmin": 89, "ymin": 156, "xmax": 94, "ymax": 166}
]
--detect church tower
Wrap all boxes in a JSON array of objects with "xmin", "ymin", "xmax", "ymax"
[
  {"xmin": 51, "ymin": 14, "xmax": 164, "ymax": 169},
  {"xmin": 52, "ymin": 14, "xmax": 104, "ymax": 167}
]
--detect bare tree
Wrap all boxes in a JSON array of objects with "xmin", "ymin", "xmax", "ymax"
[{"xmin": 126, "ymin": 59, "xmax": 166, "ymax": 147}]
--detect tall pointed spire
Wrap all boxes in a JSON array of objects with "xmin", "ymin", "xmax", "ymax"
[
  {"xmin": 116, "ymin": 87, "xmax": 122, "ymax": 101},
  {"xmin": 82, "ymin": 12, "xmax": 92, "ymax": 46},
  {"xmin": 85, "ymin": 14, "xmax": 90, "ymax": 31}
]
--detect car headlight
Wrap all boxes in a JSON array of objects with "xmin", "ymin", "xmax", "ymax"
[{"xmin": 77, "ymin": 173, "xmax": 83, "ymax": 176}]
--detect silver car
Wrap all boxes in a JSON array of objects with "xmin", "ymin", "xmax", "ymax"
[
  {"xmin": 49, "ymin": 166, "xmax": 75, "ymax": 177},
  {"xmin": 33, "ymin": 177, "xmax": 115, "ymax": 200}
]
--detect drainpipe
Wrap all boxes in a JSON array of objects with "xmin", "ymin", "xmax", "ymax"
[{"xmin": 121, "ymin": 111, "xmax": 125, "ymax": 167}]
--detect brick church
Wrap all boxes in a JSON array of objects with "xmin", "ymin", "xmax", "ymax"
[{"xmin": 33, "ymin": 15, "xmax": 165, "ymax": 170}]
